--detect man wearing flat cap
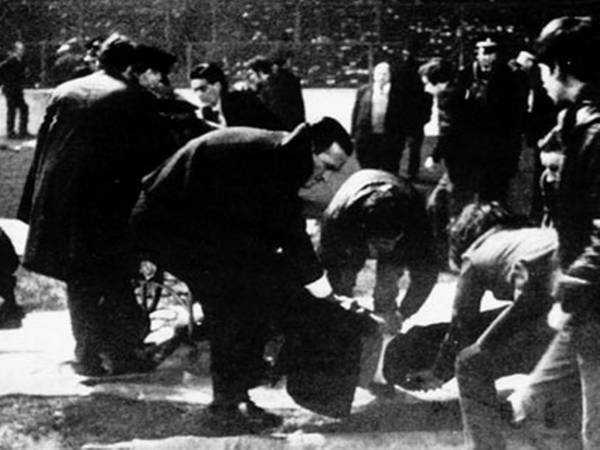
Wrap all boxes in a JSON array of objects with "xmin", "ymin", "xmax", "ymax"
[{"xmin": 459, "ymin": 38, "xmax": 529, "ymax": 205}]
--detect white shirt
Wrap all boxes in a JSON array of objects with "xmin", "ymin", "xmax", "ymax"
[{"xmin": 371, "ymin": 82, "xmax": 390, "ymax": 134}]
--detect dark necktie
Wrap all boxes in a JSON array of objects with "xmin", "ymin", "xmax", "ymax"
[{"xmin": 202, "ymin": 106, "xmax": 219, "ymax": 123}]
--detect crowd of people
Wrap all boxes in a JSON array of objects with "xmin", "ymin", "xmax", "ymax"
[{"xmin": 0, "ymin": 13, "xmax": 599, "ymax": 449}]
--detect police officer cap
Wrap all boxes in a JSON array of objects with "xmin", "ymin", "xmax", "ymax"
[{"xmin": 475, "ymin": 38, "xmax": 498, "ymax": 52}]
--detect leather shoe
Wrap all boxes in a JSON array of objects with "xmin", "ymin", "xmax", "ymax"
[
  {"xmin": 240, "ymin": 399, "xmax": 283, "ymax": 427},
  {"xmin": 208, "ymin": 399, "xmax": 283, "ymax": 430}
]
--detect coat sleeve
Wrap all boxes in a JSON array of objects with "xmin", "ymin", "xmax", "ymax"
[
  {"xmin": 556, "ymin": 123, "xmax": 600, "ymax": 313},
  {"xmin": 350, "ymin": 87, "xmax": 365, "ymax": 137}
]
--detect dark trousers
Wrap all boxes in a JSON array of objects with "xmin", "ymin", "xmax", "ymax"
[
  {"xmin": 5, "ymin": 89, "xmax": 28, "ymax": 136},
  {"xmin": 399, "ymin": 127, "xmax": 425, "ymax": 178},
  {"xmin": 66, "ymin": 270, "xmax": 148, "ymax": 369},
  {"xmin": 176, "ymin": 257, "xmax": 294, "ymax": 405}
]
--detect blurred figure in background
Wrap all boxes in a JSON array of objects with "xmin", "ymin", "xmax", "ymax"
[
  {"xmin": 392, "ymin": 45, "xmax": 433, "ymax": 179},
  {"xmin": 0, "ymin": 41, "xmax": 31, "ymax": 139},
  {"xmin": 48, "ymin": 38, "xmax": 90, "ymax": 86},
  {"xmin": 247, "ymin": 54, "xmax": 306, "ymax": 131}
]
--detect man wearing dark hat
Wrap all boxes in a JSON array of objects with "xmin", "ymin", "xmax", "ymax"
[
  {"xmin": 17, "ymin": 34, "xmax": 177, "ymax": 376},
  {"xmin": 319, "ymin": 169, "xmax": 440, "ymax": 333},
  {"xmin": 132, "ymin": 45, "xmax": 215, "ymax": 147},
  {"xmin": 459, "ymin": 38, "xmax": 529, "ymax": 204}
]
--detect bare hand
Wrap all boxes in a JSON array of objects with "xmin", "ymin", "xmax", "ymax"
[
  {"xmin": 424, "ymin": 156, "xmax": 436, "ymax": 170},
  {"xmin": 547, "ymin": 302, "xmax": 571, "ymax": 330}
]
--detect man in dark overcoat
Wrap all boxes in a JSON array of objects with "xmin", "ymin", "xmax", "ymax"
[
  {"xmin": 458, "ymin": 39, "xmax": 529, "ymax": 203},
  {"xmin": 351, "ymin": 60, "xmax": 431, "ymax": 177},
  {"xmin": 131, "ymin": 117, "xmax": 366, "ymax": 427},
  {"xmin": 17, "ymin": 34, "xmax": 176, "ymax": 376}
]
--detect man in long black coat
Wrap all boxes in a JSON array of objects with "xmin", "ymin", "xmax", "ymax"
[
  {"xmin": 131, "ymin": 118, "xmax": 367, "ymax": 426},
  {"xmin": 459, "ymin": 39, "xmax": 529, "ymax": 203},
  {"xmin": 17, "ymin": 34, "xmax": 176, "ymax": 376}
]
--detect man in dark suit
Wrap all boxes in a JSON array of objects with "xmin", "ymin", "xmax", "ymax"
[
  {"xmin": 189, "ymin": 62, "xmax": 283, "ymax": 130},
  {"xmin": 351, "ymin": 60, "xmax": 431, "ymax": 177},
  {"xmin": 17, "ymin": 34, "xmax": 177, "ymax": 376},
  {"xmin": 131, "ymin": 117, "xmax": 356, "ymax": 428}
]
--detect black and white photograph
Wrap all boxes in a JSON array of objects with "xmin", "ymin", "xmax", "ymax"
[{"xmin": 0, "ymin": 1, "xmax": 599, "ymax": 448}]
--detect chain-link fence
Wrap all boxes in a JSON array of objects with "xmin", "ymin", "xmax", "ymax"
[{"xmin": 5, "ymin": 0, "xmax": 599, "ymax": 88}]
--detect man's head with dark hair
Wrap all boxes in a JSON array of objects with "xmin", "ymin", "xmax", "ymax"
[
  {"xmin": 246, "ymin": 55, "xmax": 272, "ymax": 90},
  {"xmin": 98, "ymin": 33, "xmax": 136, "ymax": 74},
  {"xmin": 189, "ymin": 62, "xmax": 227, "ymax": 107},
  {"xmin": 131, "ymin": 45, "xmax": 177, "ymax": 90},
  {"xmin": 536, "ymin": 16, "xmax": 600, "ymax": 85},
  {"xmin": 247, "ymin": 55, "xmax": 272, "ymax": 76},
  {"xmin": 133, "ymin": 45, "xmax": 176, "ymax": 76},
  {"xmin": 309, "ymin": 116, "xmax": 353, "ymax": 156},
  {"xmin": 419, "ymin": 58, "xmax": 453, "ymax": 91},
  {"xmin": 361, "ymin": 186, "xmax": 409, "ymax": 254},
  {"xmin": 302, "ymin": 117, "xmax": 352, "ymax": 188},
  {"xmin": 448, "ymin": 201, "xmax": 528, "ymax": 270},
  {"xmin": 190, "ymin": 63, "xmax": 227, "ymax": 89}
]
